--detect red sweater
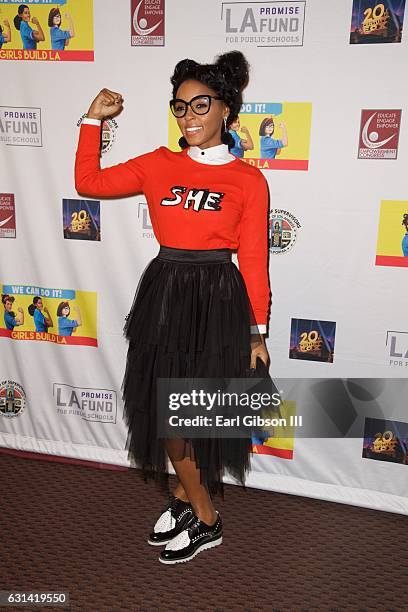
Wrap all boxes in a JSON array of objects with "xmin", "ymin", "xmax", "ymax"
[{"xmin": 75, "ymin": 123, "xmax": 270, "ymax": 327}]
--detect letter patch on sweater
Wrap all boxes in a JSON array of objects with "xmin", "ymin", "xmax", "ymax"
[{"xmin": 160, "ymin": 186, "xmax": 225, "ymax": 212}]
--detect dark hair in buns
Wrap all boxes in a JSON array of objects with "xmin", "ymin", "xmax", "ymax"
[{"xmin": 170, "ymin": 51, "xmax": 250, "ymax": 128}]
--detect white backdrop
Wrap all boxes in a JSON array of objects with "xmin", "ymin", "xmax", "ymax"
[{"xmin": 1, "ymin": 0, "xmax": 408, "ymax": 515}]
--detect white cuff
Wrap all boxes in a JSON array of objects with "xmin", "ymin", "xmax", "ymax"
[
  {"xmin": 250, "ymin": 324, "xmax": 267, "ymax": 334},
  {"xmin": 82, "ymin": 117, "xmax": 101, "ymax": 126}
]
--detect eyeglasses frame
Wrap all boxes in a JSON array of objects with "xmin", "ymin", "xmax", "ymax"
[{"xmin": 169, "ymin": 94, "xmax": 224, "ymax": 118}]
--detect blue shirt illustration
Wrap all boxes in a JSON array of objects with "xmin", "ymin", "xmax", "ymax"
[
  {"xmin": 20, "ymin": 21, "xmax": 36, "ymax": 50},
  {"xmin": 260, "ymin": 135, "xmax": 284, "ymax": 160},
  {"xmin": 402, "ymin": 233, "xmax": 408, "ymax": 256},
  {"xmin": 229, "ymin": 130, "xmax": 244, "ymax": 158},
  {"xmin": 4, "ymin": 311, "xmax": 17, "ymax": 331},
  {"xmin": 58, "ymin": 316, "xmax": 79, "ymax": 336},
  {"xmin": 0, "ymin": 33, "xmax": 5, "ymax": 49},
  {"xmin": 252, "ymin": 430, "xmax": 270, "ymax": 446},
  {"xmin": 50, "ymin": 26, "xmax": 71, "ymax": 50},
  {"xmin": 34, "ymin": 308, "xmax": 47, "ymax": 332}
]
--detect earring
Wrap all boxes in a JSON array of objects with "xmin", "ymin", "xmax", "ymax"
[
  {"xmin": 178, "ymin": 136, "xmax": 188, "ymax": 149},
  {"xmin": 221, "ymin": 116, "xmax": 231, "ymax": 145}
]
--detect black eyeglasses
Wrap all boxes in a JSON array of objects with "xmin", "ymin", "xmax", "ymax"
[{"xmin": 169, "ymin": 95, "xmax": 223, "ymax": 118}]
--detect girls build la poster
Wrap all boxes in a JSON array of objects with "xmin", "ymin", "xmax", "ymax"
[
  {"xmin": 0, "ymin": 0, "xmax": 94, "ymax": 61},
  {"xmin": 376, "ymin": 200, "xmax": 408, "ymax": 267},
  {"xmin": 168, "ymin": 102, "xmax": 312, "ymax": 171},
  {"xmin": 1, "ymin": 284, "xmax": 97, "ymax": 346}
]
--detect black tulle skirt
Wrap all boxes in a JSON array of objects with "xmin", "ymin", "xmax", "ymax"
[{"xmin": 121, "ymin": 245, "xmax": 257, "ymax": 496}]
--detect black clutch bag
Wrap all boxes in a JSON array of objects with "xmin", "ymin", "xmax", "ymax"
[
  {"xmin": 245, "ymin": 356, "xmax": 282, "ymax": 419},
  {"xmin": 246, "ymin": 355, "xmax": 269, "ymax": 377}
]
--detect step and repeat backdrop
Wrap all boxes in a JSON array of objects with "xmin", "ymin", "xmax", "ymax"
[{"xmin": 1, "ymin": 0, "xmax": 408, "ymax": 514}]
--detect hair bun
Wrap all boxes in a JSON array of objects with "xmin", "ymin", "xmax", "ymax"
[
  {"xmin": 215, "ymin": 51, "xmax": 249, "ymax": 92},
  {"xmin": 170, "ymin": 58, "xmax": 200, "ymax": 90}
]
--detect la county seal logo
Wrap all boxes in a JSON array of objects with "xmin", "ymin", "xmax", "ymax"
[
  {"xmin": 0, "ymin": 380, "xmax": 26, "ymax": 418},
  {"xmin": 269, "ymin": 209, "xmax": 301, "ymax": 254},
  {"xmin": 77, "ymin": 114, "xmax": 118, "ymax": 155}
]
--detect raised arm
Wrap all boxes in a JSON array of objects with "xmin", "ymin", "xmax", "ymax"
[
  {"xmin": 16, "ymin": 306, "xmax": 24, "ymax": 325},
  {"xmin": 279, "ymin": 122, "xmax": 288, "ymax": 147},
  {"xmin": 31, "ymin": 16, "xmax": 45, "ymax": 42},
  {"xmin": 75, "ymin": 88, "xmax": 149, "ymax": 197},
  {"xmin": 73, "ymin": 304, "xmax": 82, "ymax": 326},
  {"xmin": 43, "ymin": 306, "xmax": 53, "ymax": 328},
  {"xmin": 240, "ymin": 126, "xmax": 254, "ymax": 151},
  {"xmin": 65, "ymin": 12, "xmax": 75, "ymax": 37},
  {"xmin": 3, "ymin": 19, "xmax": 11, "ymax": 43}
]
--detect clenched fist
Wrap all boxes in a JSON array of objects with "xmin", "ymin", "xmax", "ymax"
[{"xmin": 86, "ymin": 88, "xmax": 124, "ymax": 121}]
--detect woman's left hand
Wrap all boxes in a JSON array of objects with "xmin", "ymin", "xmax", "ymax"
[{"xmin": 250, "ymin": 334, "xmax": 269, "ymax": 368}]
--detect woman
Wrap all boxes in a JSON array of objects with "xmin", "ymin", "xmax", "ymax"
[
  {"xmin": 75, "ymin": 51, "xmax": 271, "ymax": 565},
  {"xmin": 57, "ymin": 301, "xmax": 81, "ymax": 336},
  {"xmin": 13, "ymin": 4, "xmax": 44, "ymax": 50},
  {"xmin": 2, "ymin": 294, "xmax": 24, "ymax": 331},
  {"xmin": 28, "ymin": 297, "xmax": 53, "ymax": 332},
  {"xmin": 228, "ymin": 115, "xmax": 254, "ymax": 158},
  {"xmin": 48, "ymin": 8, "xmax": 74, "ymax": 51},
  {"xmin": 259, "ymin": 116, "xmax": 288, "ymax": 159},
  {"xmin": 402, "ymin": 213, "xmax": 408, "ymax": 257}
]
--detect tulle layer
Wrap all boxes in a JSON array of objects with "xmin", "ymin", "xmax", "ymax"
[{"xmin": 121, "ymin": 247, "xmax": 256, "ymax": 496}]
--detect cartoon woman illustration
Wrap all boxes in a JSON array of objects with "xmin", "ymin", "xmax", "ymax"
[
  {"xmin": 228, "ymin": 115, "xmax": 254, "ymax": 158},
  {"xmin": 272, "ymin": 220, "xmax": 282, "ymax": 248},
  {"xmin": 48, "ymin": 8, "xmax": 75, "ymax": 51},
  {"xmin": 402, "ymin": 214, "xmax": 408, "ymax": 256},
  {"xmin": 259, "ymin": 117, "xmax": 288, "ymax": 159},
  {"xmin": 13, "ymin": 4, "xmax": 44, "ymax": 51},
  {"xmin": 2, "ymin": 294, "xmax": 24, "ymax": 331},
  {"xmin": 57, "ymin": 301, "xmax": 82, "ymax": 336},
  {"xmin": 0, "ymin": 19, "xmax": 11, "ymax": 49},
  {"xmin": 28, "ymin": 297, "xmax": 53, "ymax": 332}
]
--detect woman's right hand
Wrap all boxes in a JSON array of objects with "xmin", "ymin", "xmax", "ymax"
[{"xmin": 86, "ymin": 88, "xmax": 124, "ymax": 121}]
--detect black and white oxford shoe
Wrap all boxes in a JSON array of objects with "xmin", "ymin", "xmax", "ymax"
[
  {"xmin": 147, "ymin": 495, "xmax": 194, "ymax": 546},
  {"xmin": 159, "ymin": 511, "xmax": 223, "ymax": 564}
]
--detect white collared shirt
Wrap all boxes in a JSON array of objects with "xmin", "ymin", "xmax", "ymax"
[
  {"xmin": 187, "ymin": 143, "xmax": 235, "ymax": 165},
  {"xmin": 81, "ymin": 117, "xmax": 265, "ymax": 334}
]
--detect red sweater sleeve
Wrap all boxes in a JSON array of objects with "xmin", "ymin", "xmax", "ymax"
[
  {"xmin": 74, "ymin": 123, "xmax": 149, "ymax": 197},
  {"xmin": 237, "ymin": 171, "xmax": 271, "ymax": 328}
]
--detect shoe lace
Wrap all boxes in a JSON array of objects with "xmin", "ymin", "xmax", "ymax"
[{"xmin": 165, "ymin": 495, "xmax": 191, "ymax": 517}]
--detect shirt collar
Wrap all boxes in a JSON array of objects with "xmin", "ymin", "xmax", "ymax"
[{"xmin": 187, "ymin": 143, "xmax": 235, "ymax": 165}]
